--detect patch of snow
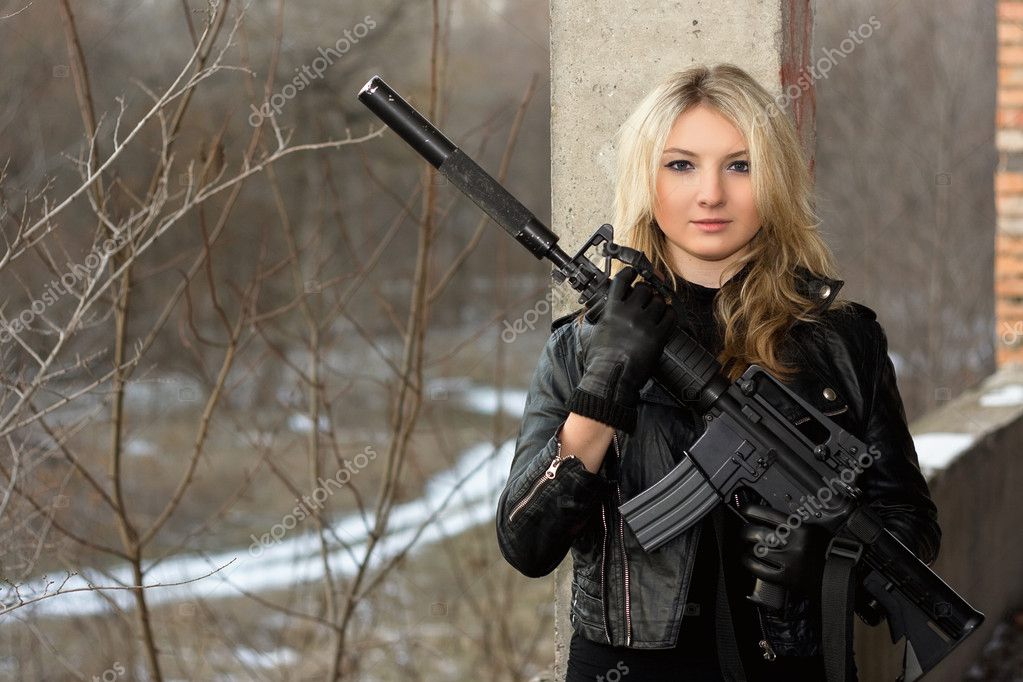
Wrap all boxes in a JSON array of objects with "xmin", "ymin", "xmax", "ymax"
[
  {"xmin": 912, "ymin": 432, "xmax": 976, "ymax": 475},
  {"xmin": 125, "ymin": 439, "xmax": 156, "ymax": 458},
  {"xmin": 287, "ymin": 413, "xmax": 330, "ymax": 433},
  {"xmin": 888, "ymin": 350, "xmax": 906, "ymax": 376},
  {"xmin": 424, "ymin": 376, "xmax": 471, "ymax": 401},
  {"xmin": 458, "ymin": 385, "xmax": 528, "ymax": 417},
  {"xmin": 979, "ymin": 383, "xmax": 1023, "ymax": 408},
  {"xmin": 232, "ymin": 646, "xmax": 299, "ymax": 669}
]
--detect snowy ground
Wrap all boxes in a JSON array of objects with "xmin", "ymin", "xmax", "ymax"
[{"xmin": 10, "ymin": 381, "xmax": 527, "ymax": 620}]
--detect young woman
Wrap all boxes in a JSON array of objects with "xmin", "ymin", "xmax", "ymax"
[{"xmin": 496, "ymin": 63, "xmax": 940, "ymax": 681}]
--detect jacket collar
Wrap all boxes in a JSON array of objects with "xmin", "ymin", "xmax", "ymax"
[
  {"xmin": 794, "ymin": 265, "xmax": 844, "ymax": 312},
  {"xmin": 671, "ymin": 262, "xmax": 843, "ymax": 312}
]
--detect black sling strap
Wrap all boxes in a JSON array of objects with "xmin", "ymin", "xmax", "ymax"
[
  {"xmin": 822, "ymin": 535, "xmax": 863, "ymax": 681},
  {"xmin": 712, "ymin": 506, "xmax": 747, "ymax": 681}
]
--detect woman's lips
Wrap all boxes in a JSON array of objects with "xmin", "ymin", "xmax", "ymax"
[{"xmin": 692, "ymin": 220, "xmax": 731, "ymax": 233}]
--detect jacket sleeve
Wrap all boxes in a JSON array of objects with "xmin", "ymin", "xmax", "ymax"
[
  {"xmin": 854, "ymin": 318, "xmax": 941, "ymax": 566},
  {"xmin": 495, "ymin": 320, "xmax": 610, "ymax": 578}
]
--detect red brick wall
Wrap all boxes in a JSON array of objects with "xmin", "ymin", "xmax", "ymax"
[{"xmin": 997, "ymin": 1, "xmax": 1023, "ymax": 365}]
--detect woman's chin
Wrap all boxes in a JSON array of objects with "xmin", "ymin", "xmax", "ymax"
[{"xmin": 678, "ymin": 246, "xmax": 744, "ymax": 262}]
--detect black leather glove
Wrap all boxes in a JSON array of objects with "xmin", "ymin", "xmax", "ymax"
[
  {"xmin": 566, "ymin": 266, "xmax": 677, "ymax": 433},
  {"xmin": 739, "ymin": 503, "xmax": 830, "ymax": 598}
]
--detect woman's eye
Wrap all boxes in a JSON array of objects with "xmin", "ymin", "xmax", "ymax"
[{"xmin": 665, "ymin": 160, "xmax": 750, "ymax": 173}]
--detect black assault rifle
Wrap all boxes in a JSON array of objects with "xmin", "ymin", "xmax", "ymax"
[{"xmin": 357, "ymin": 75, "xmax": 983, "ymax": 681}]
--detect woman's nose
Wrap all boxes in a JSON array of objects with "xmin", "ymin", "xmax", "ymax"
[{"xmin": 697, "ymin": 170, "xmax": 725, "ymax": 206}]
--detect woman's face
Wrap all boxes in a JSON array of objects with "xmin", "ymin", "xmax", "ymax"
[{"xmin": 653, "ymin": 104, "xmax": 761, "ymax": 282}]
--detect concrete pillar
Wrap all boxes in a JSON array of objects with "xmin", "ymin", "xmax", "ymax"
[
  {"xmin": 547, "ymin": 1, "xmax": 816, "ymax": 678},
  {"xmin": 996, "ymin": 0, "xmax": 1023, "ymax": 367}
]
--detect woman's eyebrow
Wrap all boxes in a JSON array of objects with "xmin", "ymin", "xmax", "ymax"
[{"xmin": 661, "ymin": 148, "xmax": 748, "ymax": 158}]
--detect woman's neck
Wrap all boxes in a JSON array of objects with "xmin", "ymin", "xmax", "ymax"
[
  {"xmin": 673, "ymin": 259, "xmax": 753, "ymax": 295},
  {"xmin": 667, "ymin": 244, "xmax": 752, "ymax": 288}
]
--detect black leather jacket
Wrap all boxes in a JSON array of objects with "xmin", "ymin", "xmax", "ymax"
[{"xmin": 495, "ymin": 269, "xmax": 941, "ymax": 655}]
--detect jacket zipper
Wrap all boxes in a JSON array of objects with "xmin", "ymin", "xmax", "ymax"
[
  {"xmin": 599, "ymin": 501, "xmax": 611, "ymax": 644},
  {"xmin": 507, "ymin": 440, "xmax": 577, "ymax": 524},
  {"xmin": 734, "ymin": 491, "xmax": 777, "ymax": 661},
  {"xmin": 756, "ymin": 608, "xmax": 778, "ymax": 661},
  {"xmin": 613, "ymin": 432, "xmax": 632, "ymax": 647}
]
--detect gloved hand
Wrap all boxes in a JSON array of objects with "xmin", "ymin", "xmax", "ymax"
[
  {"xmin": 739, "ymin": 503, "xmax": 830, "ymax": 598},
  {"xmin": 566, "ymin": 266, "xmax": 677, "ymax": 433}
]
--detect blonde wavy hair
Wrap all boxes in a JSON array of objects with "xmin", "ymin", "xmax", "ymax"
[{"xmin": 578, "ymin": 63, "xmax": 852, "ymax": 382}]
